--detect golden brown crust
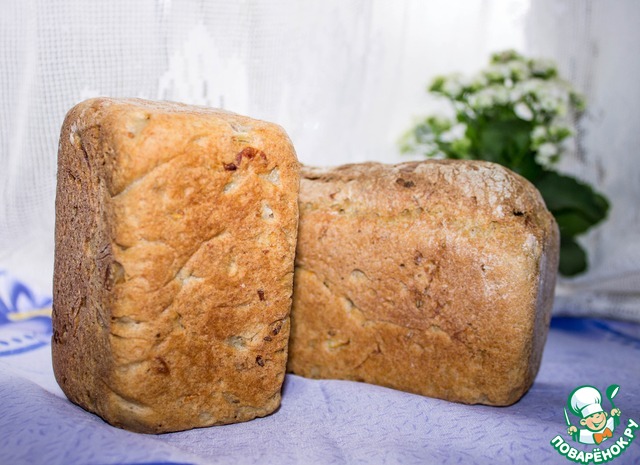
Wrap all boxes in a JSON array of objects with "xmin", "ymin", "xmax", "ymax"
[
  {"xmin": 288, "ymin": 160, "xmax": 559, "ymax": 405},
  {"xmin": 53, "ymin": 98, "xmax": 299, "ymax": 433}
]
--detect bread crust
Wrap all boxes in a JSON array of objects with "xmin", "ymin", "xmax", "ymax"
[
  {"xmin": 53, "ymin": 98, "xmax": 299, "ymax": 433},
  {"xmin": 288, "ymin": 161, "xmax": 559, "ymax": 405}
]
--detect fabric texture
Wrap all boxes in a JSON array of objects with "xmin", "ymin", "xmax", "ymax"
[{"xmin": 1, "ymin": 269, "xmax": 640, "ymax": 465}]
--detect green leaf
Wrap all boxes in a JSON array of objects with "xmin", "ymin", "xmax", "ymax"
[
  {"xmin": 450, "ymin": 137, "xmax": 472, "ymax": 157},
  {"xmin": 429, "ymin": 76, "xmax": 447, "ymax": 94},
  {"xmin": 426, "ymin": 115, "xmax": 453, "ymax": 134},
  {"xmin": 549, "ymin": 125, "xmax": 572, "ymax": 142},
  {"xmin": 535, "ymin": 171, "xmax": 609, "ymax": 226},
  {"xmin": 570, "ymin": 91, "xmax": 587, "ymax": 113},
  {"xmin": 464, "ymin": 116, "xmax": 544, "ymax": 179},
  {"xmin": 491, "ymin": 49, "xmax": 523, "ymax": 64},
  {"xmin": 559, "ymin": 236, "xmax": 588, "ymax": 276},
  {"xmin": 554, "ymin": 211, "xmax": 596, "ymax": 236},
  {"xmin": 476, "ymin": 118, "xmax": 531, "ymax": 160}
]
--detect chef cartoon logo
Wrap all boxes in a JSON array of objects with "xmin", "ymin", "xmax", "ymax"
[
  {"xmin": 550, "ymin": 384, "xmax": 639, "ymax": 463},
  {"xmin": 565, "ymin": 385, "xmax": 621, "ymax": 445}
]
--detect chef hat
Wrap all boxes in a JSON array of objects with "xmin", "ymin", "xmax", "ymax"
[{"xmin": 569, "ymin": 386, "xmax": 604, "ymax": 418}]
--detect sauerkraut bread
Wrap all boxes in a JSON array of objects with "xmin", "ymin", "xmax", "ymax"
[
  {"xmin": 53, "ymin": 98, "xmax": 299, "ymax": 433},
  {"xmin": 288, "ymin": 161, "xmax": 559, "ymax": 406}
]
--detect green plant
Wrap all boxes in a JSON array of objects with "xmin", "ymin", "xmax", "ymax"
[{"xmin": 400, "ymin": 50, "xmax": 609, "ymax": 276}]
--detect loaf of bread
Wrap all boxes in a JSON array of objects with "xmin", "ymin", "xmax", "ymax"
[
  {"xmin": 288, "ymin": 160, "xmax": 559, "ymax": 406},
  {"xmin": 52, "ymin": 98, "xmax": 299, "ymax": 433}
]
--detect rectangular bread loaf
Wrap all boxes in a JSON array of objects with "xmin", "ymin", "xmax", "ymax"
[
  {"xmin": 288, "ymin": 161, "xmax": 559, "ymax": 405},
  {"xmin": 52, "ymin": 98, "xmax": 299, "ymax": 433}
]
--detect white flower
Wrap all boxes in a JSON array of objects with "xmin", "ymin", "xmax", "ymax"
[
  {"xmin": 539, "ymin": 85, "xmax": 567, "ymax": 112},
  {"xmin": 530, "ymin": 58, "xmax": 557, "ymax": 77},
  {"xmin": 423, "ymin": 142, "xmax": 440, "ymax": 155},
  {"xmin": 441, "ymin": 75, "xmax": 464, "ymax": 98},
  {"xmin": 509, "ymin": 87, "xmax": 524, "ymax": 103},
  {"xmin": 532, "ymin": 125, "xmax": 547, "ymax": 141},
  {"xmin": 492, "ymin": 86, "xmax": 510, "ymax": 105},
  {"xmin": 509, "ymin": 60, "xmax": 530, "ymax": 81},
  {"xmin": 468, "ymin": 86, "xmax": 509, "ymax": 110},
  {"xmin": 439, "ymin": 123, "xmax": 467, "ymax": 143},
  {"xmin": 483, "ymin": 64, "xmax": 510, "ymax": 82},
  {"xmin": 469, "ymin": 73, "xmax": 488, "ymax": 90},
  {"xmin": 535, "ymin": 142, "xmax": 559, "ymax": 167},
  {"xmin": 514, "ymin": 78, "xmax": 544, "ymax": 97},
  {"xmin": 468, "ymin": 92, "xmax": 490, "ymax": 109},
  {"xmin": 531, "ymin": 125, "xmax": 548, "ymax": 148},
  {"xmin": 514, "ymin": 102, "xmax": 534, "ymax": 121},
  {"xmin": 512, "ymin": 78, "xmax": 572, "ymax": 117}
]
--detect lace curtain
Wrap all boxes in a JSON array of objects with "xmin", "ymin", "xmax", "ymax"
[{"xmin": 1, "ymin": 0, "xmax": 638, "ymax": 320}]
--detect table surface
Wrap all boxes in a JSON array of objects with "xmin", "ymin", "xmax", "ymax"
[{"xmin": 1, "ymin": 286, "xmax": 639, "ymax": 465}]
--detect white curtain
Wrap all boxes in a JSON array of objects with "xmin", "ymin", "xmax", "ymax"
[
  {"xmin": 526, "ymin": 0, "xmax": 640, "ymax": 321},
  {"xmin": 1, "ymin": 0, "xmax": 637, "ymax": 320}
]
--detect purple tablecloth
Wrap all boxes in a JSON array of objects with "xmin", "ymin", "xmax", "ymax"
[{"xmin": 1, "ymin": 270, "xmax": 639, "ymax": 465}]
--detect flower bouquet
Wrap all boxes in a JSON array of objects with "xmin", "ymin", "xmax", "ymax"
[{"xmin": 400, "ymin": 50, "xmax": 609, "ymax": 276}]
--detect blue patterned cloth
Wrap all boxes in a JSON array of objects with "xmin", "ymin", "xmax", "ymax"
[{"xmin": 1, "ymin": 270, "xmax": 639, "ymax": 465}]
